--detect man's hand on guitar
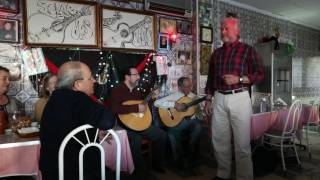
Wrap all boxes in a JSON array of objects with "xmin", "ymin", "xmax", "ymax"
[
  {"xmin": 204, "ymin": 95, "xmax": 213, "ymax": 115},
  {"xmin": 174, "ymin": 102, "xmax": 187, "ymax": 112},
  {"xmin": 138, "ymin": 104, "xmax": 146, "ymax": 113},
  {"xmin": 151, "ymin": 89, "xmax": 160, "ymax": 99},
  {"xmin": 204, "ymin": 101, "xmax": 212, "ymax": 115}
]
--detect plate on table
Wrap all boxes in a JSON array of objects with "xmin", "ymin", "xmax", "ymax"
[{"xmin": 17, "ymin": 127, "xmax": 40, "ymax": 138}]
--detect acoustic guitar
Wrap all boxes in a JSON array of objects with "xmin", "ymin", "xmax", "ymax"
[
  {"xmin": 118, "ymin": 83, "xmax": 162, "ymax": 131},
  {"xmin": 159, "ymin": 96, "xmax": 207, "ymax": 128}
]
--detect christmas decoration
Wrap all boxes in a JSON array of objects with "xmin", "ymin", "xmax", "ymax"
[{"xmin": 136, "ymin": 54, "xmax": 158, "ymax": 93}]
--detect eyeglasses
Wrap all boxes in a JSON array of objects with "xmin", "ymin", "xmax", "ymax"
[
  {"xmin": 78, "ymin": 76, "xmax": 95, "ymax": 81},
  {"xmin": 130, "ymin": 73, "xmax": 139, "ymax": 76}
]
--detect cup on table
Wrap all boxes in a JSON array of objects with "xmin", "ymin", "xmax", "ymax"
[
  {"xmin": 5, "ymin": 128, "xmax": 12, "ymax": 135},
  {"xmin": 31, "ymin": 122, "xmax": 38, "ymax": 127}
]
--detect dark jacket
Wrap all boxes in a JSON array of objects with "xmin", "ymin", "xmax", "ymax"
[{"xmin": 39, "ymin": 88, "xmax": 115, "ymax": 180}]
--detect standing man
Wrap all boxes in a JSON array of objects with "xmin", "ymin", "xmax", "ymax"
[
  {"xmin": 110, "ymin": 67, "xmax": 167, "ymax": 178},
  {"xmin": 205, "ymin": 14, "xmax": 264, "ymax": 180},
  {"xmin": 154, "ymin": 77, "xmax": 202, "ymax": 173}
]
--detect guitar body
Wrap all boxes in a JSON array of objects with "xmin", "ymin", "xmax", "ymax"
[
  {"xmin": 159, "ymin": 97, "xmax": 196, "ymax": 128},
  {"xmin": 118, "ymin": 100, "xmax": 152, "ymax": 131}
]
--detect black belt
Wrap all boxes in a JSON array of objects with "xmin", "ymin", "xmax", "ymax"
[{"xmin": 217, "ymin": 88, "xmax": 248, "ymax": 95}]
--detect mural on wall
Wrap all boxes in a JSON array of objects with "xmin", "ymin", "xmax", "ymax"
[
  {"xmin": 24, "ymin": 0, "xmax": 98, "ymax": 47},
  {"xmin": 102, "ymin": 6, "xmax": 155, "ymax": 51}
]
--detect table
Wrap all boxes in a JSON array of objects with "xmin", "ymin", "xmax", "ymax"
[
  {"xmin": 0, "ymin": 129, "xmax": 134, "ymax": 178},
  {"xmin": 251, "ymin": 105, "xmax": 319, "ymax": 140},
  {"xmin": 0, "ymin": 134, "xmax": 40, "ymax": 179},
  {"xmin": 102, "ymin": 130, "xmax": 134, "ymax": 174}
]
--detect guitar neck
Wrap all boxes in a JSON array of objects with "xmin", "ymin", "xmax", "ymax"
[
  {"xmin": 129, "ymin": 17, "xmax": 151, "ymax": 33},
  {"xmin": 142, "ymin": 81, "xmax": 164, "ymax": 104},
  {"xmin": 185, "ymin": 96, "xmax": 207, "ymax": 109}
]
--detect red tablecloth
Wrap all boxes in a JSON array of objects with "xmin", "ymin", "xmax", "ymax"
[{"xmin": 251, "ymin": 105, "xmax": 319, "ymax": 140}]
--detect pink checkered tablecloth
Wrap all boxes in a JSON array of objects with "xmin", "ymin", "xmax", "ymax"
[
  {"xmin": 0, "ymin": 135, "xmax": 41, "ymax": 179},
  {"xmin": 251, "ymin": 105, "xmax": 319, "ymax": 140},
  {"xmin": 0, "ymin": 129, "xmax": 134, "ymax": 178}
]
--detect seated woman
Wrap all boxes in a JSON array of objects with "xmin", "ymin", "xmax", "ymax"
[
  {"xmin": 0, "ymin": 66, "xmax": 18, "ymax": 113},
  {"xmin": 33, "ymin": 72, "xmax": 57, "ymax": 122}
]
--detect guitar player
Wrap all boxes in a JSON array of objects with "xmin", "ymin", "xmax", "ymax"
[
  {"xmin": 109, "ymin": 67, "xmax": 167, "ymax": 179},
  {"xmin": 154, "ymin": 77, "xmax": 202, "ymax": 175}
]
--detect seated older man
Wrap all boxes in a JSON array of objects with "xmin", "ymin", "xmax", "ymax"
[{"xmin": 39, "ymin": 61, "xmax": 116, "ymax": 180}]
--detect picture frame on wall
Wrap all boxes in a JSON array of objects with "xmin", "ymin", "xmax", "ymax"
[
  {"xmin": 177, "ymin": 20, "xmax": 192, "ymax": 35},
  {"xmin": 102, "ymin": 5, "xmax": 155, "ymax": 51},
  {"xmin": 176, "ymin": 50, "xmax": 191, "ymax": 65},
  {"xmin": 23, "ymin": 0, "xmax": 99, "ymax": 48},
  {"xmin": 158, "ymin": 33, "xmax": 168, "ymax": 50},
  {"xmin": 159, "ymin": 18, "xmax": 177, "ymax": 34},
  {"xmin": 0, "ymin": 0, "xmax": 19, "ymax": 13},
  {"xmin": 0, "ymin": 18, "xmax": 19, "ymax": 43},
  {"xmin": 200, "ymin": 26, "xmax": 213, "ymax": 43}
]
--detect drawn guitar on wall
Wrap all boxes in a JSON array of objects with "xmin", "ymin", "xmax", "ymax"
[
  {"xmin": 28, "ymin": 6, "xmax": 91, "ymax": 43},
  {"xmin": 103, "ymin": 16, "xmax": 152, "ymax": 48}
]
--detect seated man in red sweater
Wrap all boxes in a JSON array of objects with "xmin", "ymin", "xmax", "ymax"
[{"xmin": 110, "ymin": 66, "xmax": 167, "ymax": 179}]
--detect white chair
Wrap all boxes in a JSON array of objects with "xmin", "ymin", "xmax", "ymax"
[
  {"xmin": 58, "ymin": 124, "xmax": 121, "ymax": 180},
  {"xmin": 262, "ymin": 100, "xmax": 302, "ymax": 171}
]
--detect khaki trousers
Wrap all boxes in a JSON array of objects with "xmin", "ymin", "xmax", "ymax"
[{"xmin": 211, "ymin": 91, "xmax": 253, "ymax": 180}]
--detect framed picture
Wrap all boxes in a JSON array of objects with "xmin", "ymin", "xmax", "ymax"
[
  {"xmin": 177, "ymin": 20, "xmax": 192, "ymax": 35},
  {"xmin": 0, "ymin": 0, "xmax": 19, "ymax": 13},
  {"xmin": 154, "ymin": 55, "xmax": 168, "ymax": 75},
  {"xmin": 0, "ymin": 18, "xmax": 19, "ymax": 43},
  {"xmin": 159, "ymin": 18, "xmax": 176, "ymax": 34},
  {"xmin": 23, "ymin": 0, "xmax": 99, "ymax": 48},
  {"xmin": 176, "ymin": 50, "xmax": 191, "ymax": 65},
  {"xmin": 200, "ymin": 26, "xmax": 213, "ymax": 43},
  {"xmin": 102, "ymin": 5, "xmax": 155, "ymax": 51},
  {"xmin": 158, "ymin": 33, "xmax": 168, "ymax": 50}
]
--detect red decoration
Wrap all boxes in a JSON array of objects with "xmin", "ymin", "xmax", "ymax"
[
  {"xmin": 45, "ymin": 57, "xmax": 59, "ymax": 74},
  {"xmin": 136, "ymin": 53, "xmax": 153, "ymax": 73}
]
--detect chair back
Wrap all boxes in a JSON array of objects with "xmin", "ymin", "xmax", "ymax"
[
  {"xmin": 58, "ymin": 124, "xmax": 121, "ymax": 180},
  {"xmin": 282, "ymin": 100, "xmax": 302, "ymax": 136}
]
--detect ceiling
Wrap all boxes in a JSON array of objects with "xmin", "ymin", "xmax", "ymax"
[{"xmin": 221, "ymin": 0, "xmax": 320, "ymax": 30}]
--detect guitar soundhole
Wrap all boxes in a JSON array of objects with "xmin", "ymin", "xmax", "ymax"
[{"xmin": 120, "ymin": 29, "xmax": 129, "ymax": 38}]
